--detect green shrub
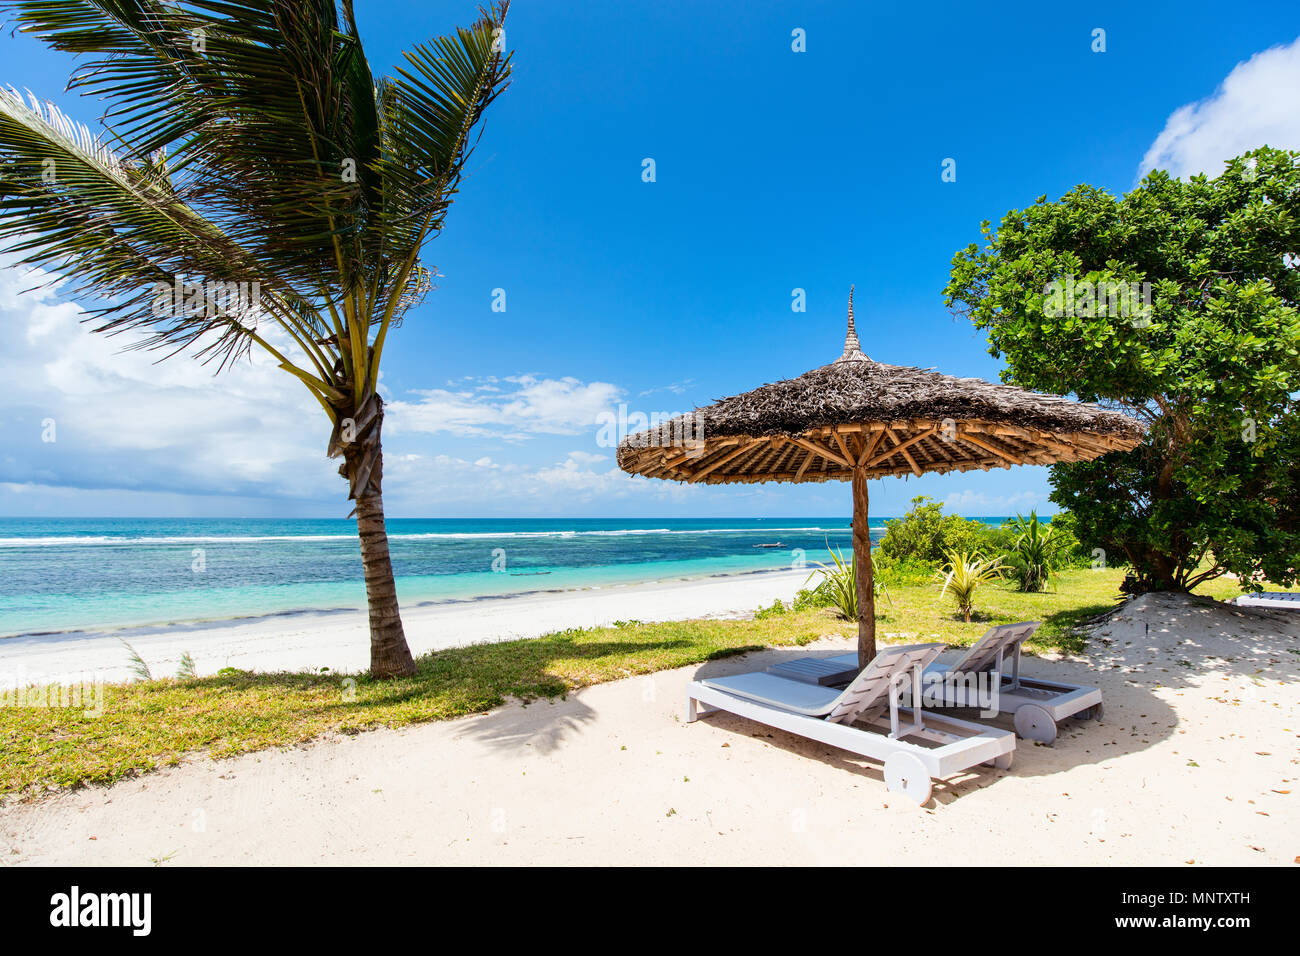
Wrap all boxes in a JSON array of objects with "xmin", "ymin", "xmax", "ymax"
[
  {"xmin": 807, "ymin": 545, "xmax": 859, "ymax": 620},
  {"xmin": 801, "ymin": 544, "xmax": 891, "ymax": 621},
  {"xmin": 1041, "ymin": 510, "xmax": 1096, "ymax": 569},
  {"xmin": 1002, "ymin": 511, "xmax": 1060, "ymax": 592},
  {"xmin": 980, "ymin": 522, "xmax": 1018, "ymax": 554},
  {"xmin": 792, "ymin": 583, "xmax": 835, "ymax": 610},
  {"xmin": 878, "ymin": 495, "xmax": 1008, "ymax": 564},
  {"xmin": 754, "ymin": 599, "xmax": 788, "ymax": 619},
  {"xmin": 937, "ymin": 549, "xmax": 1005, "ymax": 622},
  {"xmin": 872, "ymin": 552, "xmax": 938, "ymax": 587},
  {"xmin": 755, "ymin": 579, "xmax": 841, "ymax": 618}
]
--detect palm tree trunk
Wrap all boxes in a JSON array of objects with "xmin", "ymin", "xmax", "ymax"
[
  {"xmin": 334, "ymin": 394, "xmax": 417, "ymax": 678},
  {"xmin": 355, "ymin": 477, "xmax": 416, "ymax": 678},
  {"xmin": 853, "ymin": 466, "xmax": 876, "ymax": 669}
]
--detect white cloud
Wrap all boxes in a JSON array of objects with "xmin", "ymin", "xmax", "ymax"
[
  {"xmin": 386, "ymin": 374, "xmax": 622, "ymax": 440},
  {"xmin": 380, "ymin": 450, "xmax": 642, "ymax": 509},
  {"xmin": 1140, "ymin": 35, "xmax": 1300, "ymax": 181},
  {"xmin": 0, "ymin": 261, "xmax": 650, "ymax": 511},
  {"xmin": 638, "ymin": 378, "xmax": 695, "ymax": 397},
  {"xmin": 0, "ymin": 263, "xmax": 332, "ymax": 499},
  {"xmin": 533, "ymin": 455, "xmax": 628, "ymax": 494}
]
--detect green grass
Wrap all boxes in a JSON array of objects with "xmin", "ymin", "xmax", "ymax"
[
  {"xmin": 0, "ymin": 611, "xmax": 839, "ymax": 797},
  {"xmin": 877, "ymin": 566, "xmax": 1127, "ymax": 655},
  {"xmin": 0, "ymin": 566, "xmax": 1287, "ymax": 798}
]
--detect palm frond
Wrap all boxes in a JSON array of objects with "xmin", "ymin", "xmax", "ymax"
[
  {"xmin": 2, "ymin": 0, "xmax": 220, "ymax": 152},
  {"xmin": 364, "ymin": 2, "xmax": 511, "ymax": 389},
  {"xmin": 0, "ymin": 85, "xmax": 340, "ymax": 380},
  {"xmin": 0, "ymin": 0, "xmax": 511, "ymax": 403}
]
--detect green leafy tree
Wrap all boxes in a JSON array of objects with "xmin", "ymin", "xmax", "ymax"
[
  {"xmin": 1038, "ymin": 510, "xmax": 1092, "ymax": 569},
  {"xmin": 945, "ymin": 147, "xmax": 1300, "ymax": 593},
  {"xmin": 877, "ymin": 495, "xmax": 1009, "ymax": 565},
  {"xmin": 0, "ymin": 1, "xmax": 512, "ymax": 676}
]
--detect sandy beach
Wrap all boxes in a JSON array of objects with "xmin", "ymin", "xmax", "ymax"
[
  {"xmin": 2, "ymin": 591, "xmax": 1295, "ymax": 866},
  {"xmin": 0, "ymin": 569, "xmax": 810, "ymax": 685}
]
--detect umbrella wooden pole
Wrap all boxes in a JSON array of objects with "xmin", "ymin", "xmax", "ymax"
[{"xmin": 852, "ymin": 466, "xmax": 876, "ymax": 668}]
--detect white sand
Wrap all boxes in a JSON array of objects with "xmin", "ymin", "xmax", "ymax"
[
  {"xmin": 1, "ymin": 590, "xmax": 1296, "ymax": 866},
  {"xmin": 0, "ymin": 569, "xmax": 809, "ymax": 685}
]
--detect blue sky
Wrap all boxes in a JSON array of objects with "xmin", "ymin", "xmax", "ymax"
[{"xmin": 2, "ymin": 1, "xmax": 1298, "ymax": 518}]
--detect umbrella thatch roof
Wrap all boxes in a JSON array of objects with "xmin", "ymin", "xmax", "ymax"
[{"xmin": 618, "ymin": 290, "xmax": 1143, "ymax": 485}]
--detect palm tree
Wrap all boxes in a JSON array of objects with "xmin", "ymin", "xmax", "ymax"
[{"xmin": 0, "ymin": 0, "xmax": 512, "ymax": 677}]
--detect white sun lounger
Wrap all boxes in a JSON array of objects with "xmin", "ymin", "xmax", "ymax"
[
  {"xmin": 1235, "ymin": 592, "xmax": 1300, "ymax": 611},
  {"xmin": 685, "ymin": 643, "xmax": 1016, "ymax": 804},
  {"xmin": 766, "ymin": 623, "xmax": 1103, "ymax": 744}
]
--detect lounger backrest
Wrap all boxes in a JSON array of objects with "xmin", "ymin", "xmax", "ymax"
[
  {"xmin": 948, "ymin": 622, "xmax": 1039, "ymax": 675},
  {"xmin": 826, "ymin": 643, "xmax": 946, "ymax": 725}
]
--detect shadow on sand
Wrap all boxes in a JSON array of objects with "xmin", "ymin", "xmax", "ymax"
[{"xmin": 186, "ymin": 593, "xmax": 1294, "ymax": 808}]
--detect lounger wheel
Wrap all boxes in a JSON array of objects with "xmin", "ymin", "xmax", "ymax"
[
  {"xmin": 1013, "ymin": 704, "xmax": 1057, "ymax": 744},
  {"xmin": 884, "ymin": 753, "xmax": 932, "ymax": 805}
]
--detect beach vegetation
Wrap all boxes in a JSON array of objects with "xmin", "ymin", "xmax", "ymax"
[
  {"xmin": 937, "ymin": 550, "xmax": 1005, "ymax": 622},
  {"xmin": 756, "ymin": 578, "xmax": 851, "ymax": 618},
  {"xmin": 946, "ymin": 146, "xmax": 1300, "ymax": 593},
  {"xmin": 1002, "ymin": 511, "xmax": 1062, "ymax": 592},
  {"xmin": 877, "ymin": 496, "xmax": 1012, "ymax": 565},
  {"xmin": 754, "ymin": 599, "xmax": 792, "ymax": 619},
  {"xmin": 1037, "ymin": 510, "xmax": 1093, "ymax": 569},
  {"xmin": 872, "ymin": 553, "xmax": 940, "ymax": 588},
  {"xmin": 176, "ymin": 652, "xmax": 198, "ymax": 681},
  {"xmin": 802, "ymin": 543, "xmax": 891, "ymax": 621},
  {"xmin": 118, "ymin": 640, "xmax": 152, "ymax": 683}
]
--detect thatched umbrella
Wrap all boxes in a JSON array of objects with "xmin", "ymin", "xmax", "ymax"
[{"xmin": 617, "ymin": 289, "xmax": 1144, "ymax": 667}]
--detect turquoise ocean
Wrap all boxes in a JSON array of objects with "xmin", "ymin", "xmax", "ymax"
[{"xmin": 0, "ymin": 516, "xmax": 1009, "ymax": 639}]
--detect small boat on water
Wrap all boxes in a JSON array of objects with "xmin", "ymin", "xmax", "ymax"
[{"xmin": 752, "ymin": 542, "xmax": 784, "ymax": 549}]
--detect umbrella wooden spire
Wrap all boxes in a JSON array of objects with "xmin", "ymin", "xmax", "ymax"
[{"xmin": 836, "ymin": 285, "xmax": 868, "ymax": 362}]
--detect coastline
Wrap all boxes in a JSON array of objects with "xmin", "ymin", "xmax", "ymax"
[
  {"xmin": 4, "ymin": 592, "xmax": 1295, "ymax": 865},
  {"xmin": 0, "ymin": 516, "xmax": 886, "ymax": 638},
  {"xmin": 0, "ymin": 567, "xmax": 813, "ymax": 685}
]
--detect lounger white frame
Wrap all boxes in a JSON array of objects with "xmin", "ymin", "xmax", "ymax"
[
  {"xmin": 766, "ymin": 623, "xmax": 1103, "ymax": 744},
  {"xmin": 685, "ymin": 644, "xmax": 1016, "ymax": 805},
  {"xmin": 920, "ymin": 622, "xmax": 1103, "ymax": 744},
  {"xmin": 1235, "ymin": 592, "xmax": 1300, "ymax": 611}
]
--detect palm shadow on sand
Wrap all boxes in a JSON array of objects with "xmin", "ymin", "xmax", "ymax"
[{"xmin": 238, "ymin": 635, "xmax": 752, "ymax": 757}]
